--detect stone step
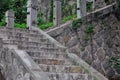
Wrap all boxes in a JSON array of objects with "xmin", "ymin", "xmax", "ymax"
[
  {"xmin": 26, "ymin": 50, "xmax": 65, "ymax": 54},
  {"xmin": 40, "ymin": 47, "xmax": 59, "ymax": 51},
  {"xmin": 27, "ymin": 51, "xmax": 67, "ymax": 59},
  {"xmin": 2, "ymin": 39, "xmax": 51, "ymax": 47},
  {"xmin": 19, "ymin": 43, "xmax": 55, "ymax": 49},
  {"xmin": 33, "ymin": 58, "xmax": 65, "ymax": 65},
  {"xmin": 0, "ymin": 29, "xmax": 44, "ymax": 38},
  {"xmin": 39, "ymin": 64, "xmax": 83, "ymax": 73},
  {"xmin": 0, "ymin": 27, "xmax": 39, "ymax": 35},
  {"xmin": 45, "ymin": 72, "xmax": 92, "ymax": 80},
  {"xmin": 6, "ymin": 35, "xmax": 47, "ymax": 42},
  {"xmin": 18, "ymin": 46, "xmax": 60, "ymax": 52}
]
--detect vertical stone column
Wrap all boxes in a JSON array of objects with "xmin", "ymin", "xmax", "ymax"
[
  {"xmin": 77, "ymin": 0, "xmax": 87, "ymax": 18},
  {"xmin": 92, "ymin": 0, "xmax": 95, "ymax": 9},
  {"xmin": 5, "ymin": 10, "xmax": 14, "ymax": 28},
  {"xmin": 77, "ymin": 0, "xmax": 82, "ymax": 18},
  {"xmin": 53, "ymin": 0, "xmax": 62, "ymax": 26},
  {"xmin": 81, "ymin": 0, "xmax": 87, "ymax": 17},
  {"xmin": 27, "ymin": 0, "xmax": 39, "ymax": 29}
]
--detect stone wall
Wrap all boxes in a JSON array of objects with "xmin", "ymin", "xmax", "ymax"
[{"xmin": 47, "ymin": 12, "xmax": 120, "ymax": 79}]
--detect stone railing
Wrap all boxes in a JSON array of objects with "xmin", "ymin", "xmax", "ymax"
[
  {"xmin": 31, "ymin": 27, "xmax": 67, "ymax": 52},
  {"xmin": 0, "ymin": 38, "xmax": 48, "ymax": 80},
  {"xmin": 67, "ymin": 53, "xmax": 108, "ymax": 80},
  {"xmin": 47, "ymin": 2, "xmax": 116, "ymax": 34}
]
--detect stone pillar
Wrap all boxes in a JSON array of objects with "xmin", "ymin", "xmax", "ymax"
[
  {"xmin": 27, "ymin": 0, "xmax": 39, "ymax": 29},
  {"xmin": 92, "ymin": 0, "xmax": 95, "ymax": 9},
  {"xmin": 77, "ymin": 0, "xmax": 82, "ymax": 18},
  {"xmin": 77, "ymin": 0, "xmax": 87, "ymax": 18},
  {"xmin": 53, "ymin": 0, "xmax": 62, "ymax": 26},
  {"xmin": 5, "ymin": 10, "xmax": 14, "ymax": 28}
]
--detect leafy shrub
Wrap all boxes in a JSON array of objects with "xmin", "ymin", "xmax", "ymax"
[
  {"xmin": 62, "ymin": 15, "xmax": 76, "ymax": 23},
  {"xmin": 38, "ymin": 17, "xmax": 45, "ymax": 25},
  {"xmin": 72, "ymin": 18, "xmax": 82, "ymax": 30},
  {"xmin": 14, "ymin": 23, "xmax": 26, "ymax": 29},
  {"xmin": 38, "ymin": 22, "xmax": 53, "ymax": 30},
  {"xmin": 85, "ymin": 24, "xmax": 94, "ymax": 33},
  {"xmin": 87, "ymin": 2, "xmax": 93, "ymax": 12},
  {"xmin": 0, "ymin": 16, "xmax": 6, "ymax": 26}
]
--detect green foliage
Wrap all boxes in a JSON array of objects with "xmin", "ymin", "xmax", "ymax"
[
  {"xmin": 72, "ymin": 18, "xmax": 82, "ymax": 30},
  {"xmin": 0, "ymin": 16, "xmax": 6, "ymax": 26},
  {"xmin": 0, "ymin": 0, "xmax": 12, "ymax": 21},
  {"xmin": 49, "ymin": 0, "xmax": 54, "ymax": 22},
  {"xmin": 109, "ymin": 57, "xmax": 120, "ymax": 73},
  {"xmin": 14, "ymin": 23, "xmax": 26, "ymax": 29},
  {"xmin": 38, "ymin": 22, "xmax": 53, "ymax": 30},
  {"xmin": 62, "ymin": 0, "xmax": 73, "ymax": 17},
  {"xmin": 12, "ymin": 0, "xmax": 27, "ymax": 23},
  {"xmin": 0, "ymin": 0, "xmax": 27, "ymax": 23},
  {"xmin": 85, "ymin": 24, "xmax": 94, "ymax": 33},
  {"xmin": 38, "ymin": 17, "xmax": 45, "ymax": 25},
  {"xmin": 87, "ymin": 2, "xmax": 93, "ymax": 12},
  {"xmin": 62, "ymin": 15, "xmax": 76, "ymax": 23}
]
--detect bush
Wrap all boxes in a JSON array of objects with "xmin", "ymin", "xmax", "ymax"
[
  {"xmin": 14, "ymin": 23, "xmax": 26, "ymax": 29},
  {"xmin": 38, "ymin": 17, "xmax": 45, "ymax": 25},
  {"xmin": 38, "ymin": 22, "xmax": 53, "ymax": 30},
  {"xmin": 62, "ymin": 15, "xmax": 76, "ymax": 23},
  {"xmin": 85, "ymin": 24, "xmax": 94, "ymax": 33},
  {"xmin": 0, "ymin": 16, "xmax": 6, "ymax": 26},
  {"xmin": 87, "ymin": 2, "xmax": 93, "ymax": 12},
  {"xmin": 72, "ymin": 18, "xmax": 82, "ymax": 30}
]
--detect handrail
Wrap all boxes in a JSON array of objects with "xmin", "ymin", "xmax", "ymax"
[
  {"xmin": 67, "ymin": 53, "xmax": 108, "ymax": 80},
  {"xmin": 47, "ymin": 2, "xmax": 116, "ymax": 33},
  {"xmin": 31, "ymin": 27, "xmax": 67, "ymax": 50}
]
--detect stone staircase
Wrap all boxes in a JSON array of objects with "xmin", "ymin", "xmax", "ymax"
[{"xmin": 0, "ymin": 27, "xmax": 107, "ymax": 80}]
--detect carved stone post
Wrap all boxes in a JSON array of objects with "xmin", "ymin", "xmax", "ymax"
[
  {"xmin": 77, "ymin": 0, "xmax": 87, "ymax": 18},
  {"xmin": 53, "ymin": 0, "xmax": 62, "ymax": 26},
  {"xmin": 5, "ymin": 10, "xmax": 14, "ymax": 28},
  {"xmin": 27, "ymin": 0, "xmax": 39, "ymax": 29},
  {"xmin": 77, "ymin": 0, "xmax": 82, "ymax": 18}
]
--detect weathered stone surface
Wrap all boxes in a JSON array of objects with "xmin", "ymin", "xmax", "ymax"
[
  {"xmin": 66, "ymin": 37, "xmax": 78, "ymax": 48},
  {"xmin": 47, "ymin": 12, "xmax": 120, "ymax": 79},
  {"xmin": 27, "ymin": 0, "xmax": 39, "ymax": 28},
  {"xmin": 96, "ymin": 47, "xmax": 106, "ymax": 61},
  {"xmin": 5, "ymin": 10, "xmax": 14, "ymax": 28},
  {"xmin": 53, "ymin": 0, "xmax": 62, "ymax": 26},
  {"xmin": 0, "ymin": 27, "xmax": 100, "ymax": 80}
]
